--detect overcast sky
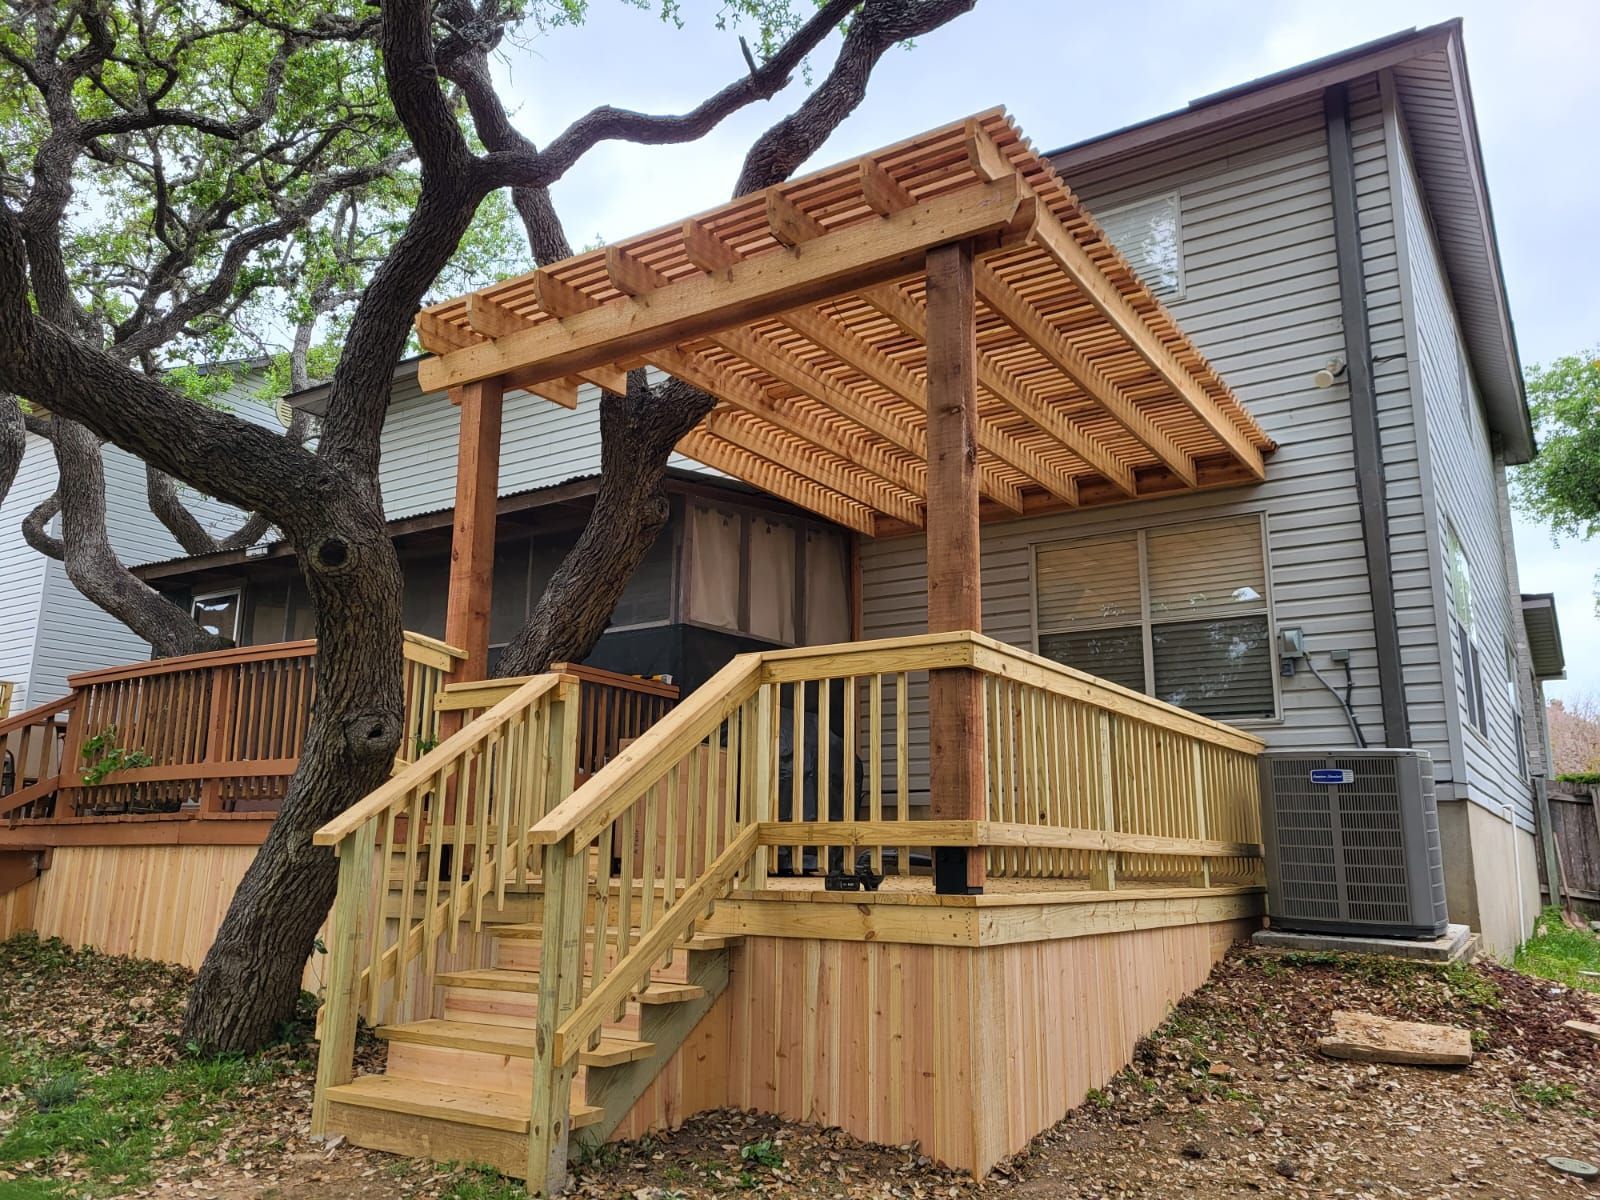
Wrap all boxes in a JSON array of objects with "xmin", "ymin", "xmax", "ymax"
[{"xmin": 491, "ymin": 0, "xmax": 1600, "ymax": 698}]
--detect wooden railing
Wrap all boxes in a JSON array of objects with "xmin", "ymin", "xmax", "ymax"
[
  {"xmin": 515, "ymin": 630, "xmax": 1265, "ymax": 1189},
  {"xmin": 555, "ymin": 662, "xmax": 679, "ymax": 782},
  {"xmin": 436, "ymin": 662, "xmax": 679, "ymax": 782},
  {"xmin": 0, "ymin": 695, "xmax": 76, "ymax": 822},
  {"xmin": 310, "ymin": 671, "xmax": 579, "ymax": 1133},
  {"xmin": 0, "ymin": 632, "xmax": 463, "ymax": 827}
]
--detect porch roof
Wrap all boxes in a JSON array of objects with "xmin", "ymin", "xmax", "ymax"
[{"xmin": 414, "ymin": 109, "xmax": 1275, "ymax": 538}]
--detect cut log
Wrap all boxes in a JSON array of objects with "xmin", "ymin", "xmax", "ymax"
[
  {"xmin": 1562, "ymin": 1019, "xmax": 1600, "ymax": 1042},
  {"xmin": 1315, "ymin": 1010, "xmax": 1473, "ymax": 1066}
]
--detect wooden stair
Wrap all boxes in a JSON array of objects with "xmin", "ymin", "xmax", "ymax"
[{"xmin": 321, "ymin": 920, "xmax": 739, "ymax": 1179}]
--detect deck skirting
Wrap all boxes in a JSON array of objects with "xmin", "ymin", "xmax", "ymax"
[{"xmin": 619, "ymin": 904, "xmax": 1261, "ymax": 1174}]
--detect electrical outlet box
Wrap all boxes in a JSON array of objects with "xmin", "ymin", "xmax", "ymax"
[{"xmin": 1330, "ymin": 648, "xmax": 1351, "ymax": 664}]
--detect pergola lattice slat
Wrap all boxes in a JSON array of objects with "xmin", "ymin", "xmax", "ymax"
[{"xmin": 415, "ymin": 109, "xmax": 1275, "ymax": 535}]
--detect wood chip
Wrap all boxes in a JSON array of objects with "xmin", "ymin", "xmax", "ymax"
[
  {"xmin": 1561, "ymin": 1019, "xmax": 1600, "ymax": 1041},
  {"xmin": 1315, "ymin": 1009, "xmax": 1473, "ymax": 1066}
]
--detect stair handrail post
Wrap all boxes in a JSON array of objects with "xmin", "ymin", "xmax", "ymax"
[
  {"xmin": 527, "ymin": 677, "xmax": 583, "ymax": 1195},
  {"xmin": 311, "ymin": 818, "xmax": 378, "ymax": 1135}
]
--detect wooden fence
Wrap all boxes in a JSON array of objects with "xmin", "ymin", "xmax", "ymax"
[{"xmin": 1543, "ymin": 781, "xmax": 1600, "ymax": 913}]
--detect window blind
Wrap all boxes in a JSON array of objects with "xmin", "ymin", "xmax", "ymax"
[
  {"xmin": 1146, "ymin": 517, "xmax": 1267, "ymax": 620},
  {"xmin": 1038, "ymin": 627, "xmax": 1145, "ymax": 692},
  {"xmin": 1035, "ymin": 533, "xmax": 1141, "ymax": 630},
  {"xmin": 1096, "ymin": 193, "xmax": 1184, "ymax": 300},
  {"xmin": 1152, "ymin": 616, "xmax": 1275, "ymax": 719}
]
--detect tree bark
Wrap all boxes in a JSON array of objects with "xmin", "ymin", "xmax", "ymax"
[
  {"xmin": 0, "ymin": 396, "xmax": 23, "ymax": 511},
  {"xmin": 182, "ymin": 494, "xmax": 405, "ymax": 1051},
  {"xmin": 51, "ymin": 418, "xmax": 229, "ymax": 657}
]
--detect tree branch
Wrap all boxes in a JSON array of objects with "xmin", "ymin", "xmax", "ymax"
[
  {"xmin": 21, "ymin": 491, "xmax": 62, "ymax": 561},
  {"xmin": 478, "ymin": 0, "xmax": 857, "ymax": 193}
]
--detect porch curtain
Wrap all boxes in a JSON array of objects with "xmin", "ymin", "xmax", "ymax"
[{"xmin": 686, "ymin": 503, "xmax": 741, "ymax": 631}]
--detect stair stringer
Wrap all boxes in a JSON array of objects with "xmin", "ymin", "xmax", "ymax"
[{"xmin": 579, "ymin": 944, "xmax": 733, "ymax": 1145}]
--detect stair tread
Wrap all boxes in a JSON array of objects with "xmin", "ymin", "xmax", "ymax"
[
  {"xmin": 438, "ymin": 968, "xmax": 705, "ymax": 1004},
  {"xmin": 326, "ymin": 1074, "xmax": 605, "ymax": 1133},
  {"xmin": 495, "ymin": 925, "xmax": 739, "ymax": 952},
  {"xmin": 377, "ymin": 1018, "xmax": 537, "ymax": 1054},
  {"xmin": 377, "ymin": 1018, "xmax": 660, "ymax": 1066},
  {"xmin": 325, "ymin": 1075, "xmax": 530, "ymax": 1133}
]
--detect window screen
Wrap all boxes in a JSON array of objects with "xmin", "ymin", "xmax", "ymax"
[
  {"xmin": 1095, "ymin": 193, "xmax": 1184, "ymax": 299},
  {"xmin": 610, "ymin": 525, "xmax": 674, "ymax": 628},
  {"xmin": 1034, "ymin": 515, "xmax": 1275, "ymax": 719},
  {"xmin": 245, "ymin": 584, "xmax": 288, "ymax": 645}
]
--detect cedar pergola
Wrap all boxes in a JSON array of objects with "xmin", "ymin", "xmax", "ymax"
[{"xmin": 417, "ymin": 109, "xmax": 1273, "ymax": 892}]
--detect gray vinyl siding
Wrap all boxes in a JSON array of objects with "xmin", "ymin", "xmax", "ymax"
[
  {"xmin": 1393, "ymin": 115, "xmax": 1532, "ymax": 829},
  {"xmin": 378, "ymin": 372, "xmax": 708, "ymax": 521},
  {"xmin": 0, "ymin": 438, "xmax": 57, "ymax": 709},
  {"xmin": 863, "ymin": 85, "xmax": 1392, "ymax": 804}
]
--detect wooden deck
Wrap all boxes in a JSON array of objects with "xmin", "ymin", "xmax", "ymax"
[{"xmin": 304, "ymin": 630, "xmax": 1265, "ymax": 1187}]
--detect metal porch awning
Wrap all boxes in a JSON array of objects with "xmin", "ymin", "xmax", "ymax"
[{"xmin": 413, "ymin": 109, "xmax": 1274, "ymax": 539}]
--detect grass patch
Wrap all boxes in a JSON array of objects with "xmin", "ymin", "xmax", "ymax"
[
  {"xmin": 0, "ymin": 1051, "xmax": 290, "ymax": 1198},
  {"xmin": 1514, "ymin": 907, "xmax": 1600, "ymax": 992}
]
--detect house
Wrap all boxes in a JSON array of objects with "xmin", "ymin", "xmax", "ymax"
[
  {"xmin": 127, "ymin": 22, "xmax": 1548, "ymax": 955},
  {"xmin": 0, "ymin": 363, "xmax": 272, "ymax": 709},
  {"xmin": 0, "ymin": 20, "xmax": 1558, "ymax": 1185}
]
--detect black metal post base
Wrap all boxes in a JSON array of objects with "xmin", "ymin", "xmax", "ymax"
[{"xmin": 933, "ymin": 847, "xmax": 983, "ymax": 895}]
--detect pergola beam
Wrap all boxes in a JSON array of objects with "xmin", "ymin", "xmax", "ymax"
[
  {"xmin": 650, "ymin": 345, "xmax": 927, "ymax": 501},
  {"xmin": 416, "ymin": 176, "xmax": 1030, "ymax": 394},
  {"xmin": 1027, "ymin": 201, "xmax": 1267, "ymax": 479},
  {"xmin": 780, "ymin": 306, "xmax": 1077, "ymax": 507}
]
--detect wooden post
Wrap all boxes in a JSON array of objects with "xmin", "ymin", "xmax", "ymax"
[
  {"xmin": 527, "ymin": 835, "xmax": 585, "ymax": 1193},
  {"xmin": 924, "ymin": 240, "xmax": 985, "ymax": 895},
  {"xmin": 311, "ymin": 820, "xmax": 376, "ymax": 1135},
  {"xmin": 444, "ymin": 378, "xmax": 506, "ymax": 684}
]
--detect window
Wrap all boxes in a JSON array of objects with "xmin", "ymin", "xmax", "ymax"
[
  {"xmin": 1507, "ymin": 643, "xmax": 1527, "ymax": 776},
  {"xmin": 191, "ymin": 590, "xmax": 240, "ymax": 643},
  {"xmin": 1095, "ymin": 193, "xmax": 1184, "ymax": 300},
  {"xmin": 1034, "ymin": 515, "xmax": 1275, "ymax": 720},
  {"xmin": 1444, "ymin": 523, "xmax": 1486, "ymax": 734}
]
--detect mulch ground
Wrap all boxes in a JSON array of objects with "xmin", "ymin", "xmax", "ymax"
[{"xmin": 3, "ymin": 934, "xmax": 1599, "ymax": 1199}]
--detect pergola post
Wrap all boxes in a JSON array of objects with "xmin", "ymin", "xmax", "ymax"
[
  {"xmin": 444, "ymin": 377, "xmax": 505, "ymax": 684},
  {"xmin": 924, "ymin": 240, "xmax": 986, "ymax": 895}
]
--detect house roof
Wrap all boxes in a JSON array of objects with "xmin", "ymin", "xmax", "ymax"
[
  {"xmin": 413, "ymin": 110, "xmax": 1275, "ymax": 538},
  {"xmin": 1521, "ymin": 593, "xmax": 1565, "ymax": 681},
  {"xmin": 1049, "ymin": 21, "xmax": 1534, "ymax": 464}
]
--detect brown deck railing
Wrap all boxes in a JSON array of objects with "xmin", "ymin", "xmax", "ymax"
[{"xmin": 0, "ymin": 632, "xmax": 464, "ymax": 831}]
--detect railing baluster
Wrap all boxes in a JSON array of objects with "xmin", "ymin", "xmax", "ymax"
[{"xmin": 896, "ymin": 671, "xmax": 910, "ymax": 874}]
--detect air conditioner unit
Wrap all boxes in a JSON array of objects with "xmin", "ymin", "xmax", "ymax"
[{"xmin": 1259, "ymin": 749, "xmax": 1448, "ymax": 938}]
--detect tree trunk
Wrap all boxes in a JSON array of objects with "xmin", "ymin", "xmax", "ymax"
[
  {"xmin": 496, "ymin": 374, "xmax": 712, "ymax": 675},
  {"xmin": 183, "ymin": 497, "xmax": 404, "ymax": 1052},
  {"xmin": 0, "ymin": 395, "xmax": 22, "ymax": 510}
]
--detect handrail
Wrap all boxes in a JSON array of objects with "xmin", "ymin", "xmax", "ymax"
[
  {"xmin": 314, "ymin": 672, "xmax": 571, "ymax": 847},
  {"xmin": 0, "ymin": 694, "xmax": 74, "ymax": 741},
  {"xmin": 67, "ymin": 639, "xmax": 319, "ymax": 687}
]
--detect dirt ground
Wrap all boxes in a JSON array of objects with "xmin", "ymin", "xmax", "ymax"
[{"xmin": 4, "ymin": 935, "xmax": 1600, "ymax": 1200}]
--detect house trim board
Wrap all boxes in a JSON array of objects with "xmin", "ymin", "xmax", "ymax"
[{"xmin": 1324, "ymin": 82, "xmax": 1409, "ymax": 750}]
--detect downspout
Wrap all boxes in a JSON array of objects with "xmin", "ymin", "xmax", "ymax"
[{"xmin": 1324, "ymin": 84, "xmax": 1411, "ymax": 749}]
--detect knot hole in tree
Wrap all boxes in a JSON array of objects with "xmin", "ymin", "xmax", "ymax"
[
  {"xmin": 315, "ymin": 537, "xmax": 352, "ymax": 573},
  {"xmin": 344, "ymin": 708, "xmax": 403, "ymax": 768}
]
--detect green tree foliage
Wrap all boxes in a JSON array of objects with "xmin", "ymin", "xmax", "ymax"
[{"xmin": 1513, "ymin": 349, "xmax": 1600, "ymax": 539}]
